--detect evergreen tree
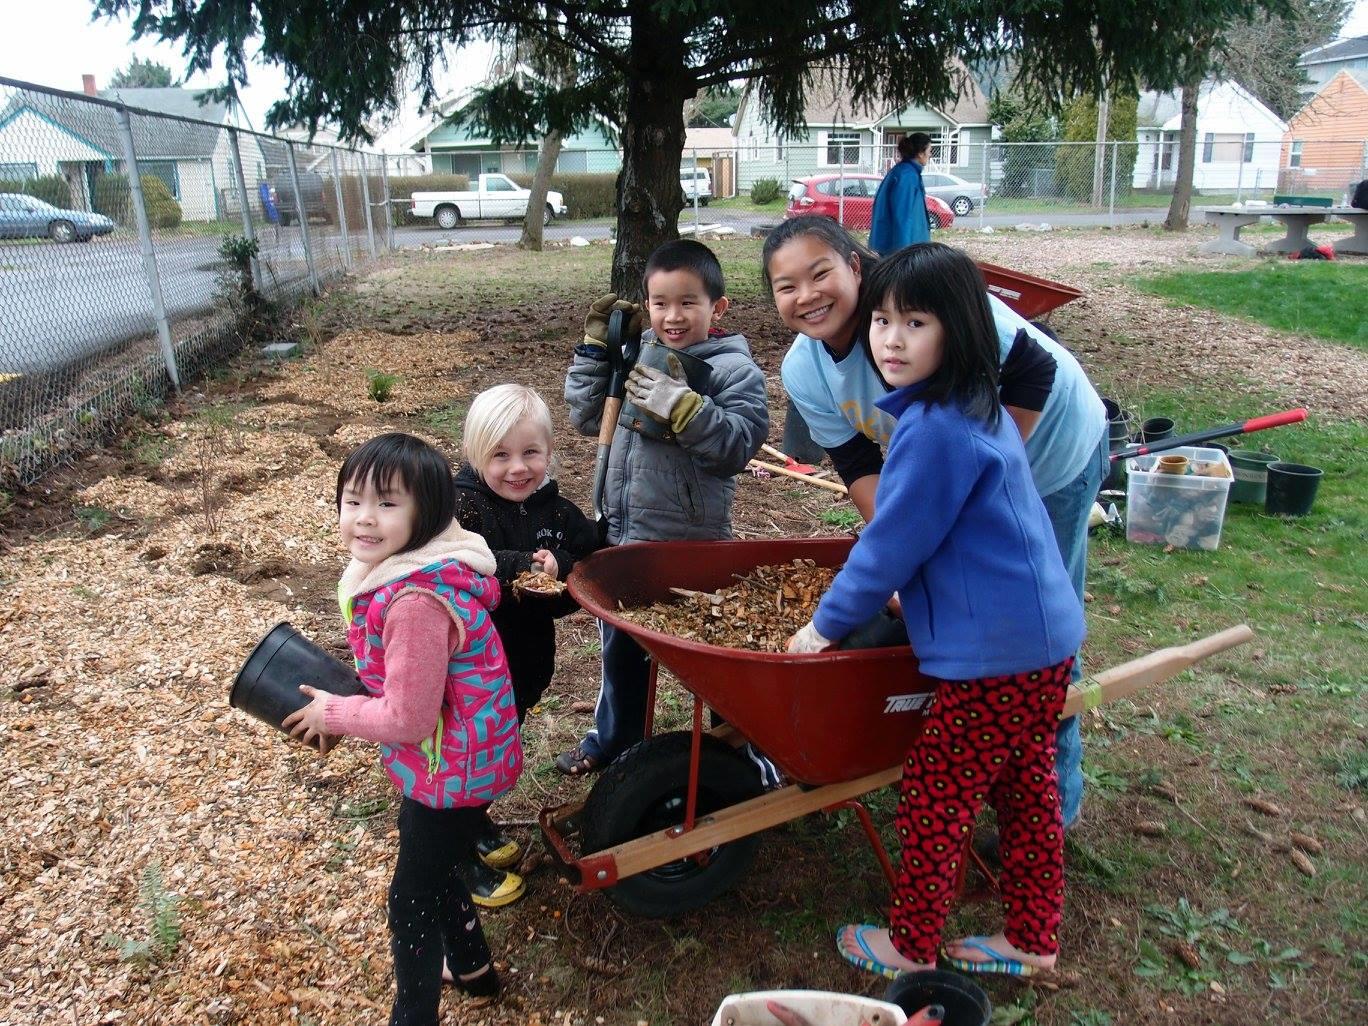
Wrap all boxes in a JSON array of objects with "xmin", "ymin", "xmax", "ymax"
[
  {"xmin": 96, "ymin": 0, "xmax": 1290, "ymax": 294},
  {"xmin": 108, "ymin": 57, "xmax": 176, "ymax": 89}
]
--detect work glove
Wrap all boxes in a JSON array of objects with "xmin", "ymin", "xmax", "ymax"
[
  {"xmin": 582, "ymin": 293, "xmax": 642, "ymax": 349},
  {"xmin": 787, "ymin": 620, "xmax": 835, "ymax": 654},
  {"xmin": 626, "ymin": 363, "xmax": 704, "ymax": 434}
]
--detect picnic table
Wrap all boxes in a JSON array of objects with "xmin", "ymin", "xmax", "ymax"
[{"xmin": 1201, "ymin": 205, "xmax": 1368, "ymax": 257}]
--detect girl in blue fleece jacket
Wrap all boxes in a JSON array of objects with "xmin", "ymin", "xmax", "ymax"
[{"xmin": 788, "ymin": 243, "xmax": 1085, "ymax": 981}]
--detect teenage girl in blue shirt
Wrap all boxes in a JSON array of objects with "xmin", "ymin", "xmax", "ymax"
[{"xmin": 788, "ymin": 243, "xmax": 1086, "ymax": 979}]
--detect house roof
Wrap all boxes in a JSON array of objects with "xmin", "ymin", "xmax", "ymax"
[
  {"xmin": 684, "ymin": 126, "xmax": 736, "ymax": 151},
  {"xmin": 1298, "ymin": 34, "xmax": 1368, "ymax": 67},
  {"xmin": 738, "ymin": 67, "xmax": 990, "ymax": 132},
  {"xmin": 0, "ymin": 87, "xmax": 228, "ymax": 160},
  {"xmin": 1136, "ymin": 79, "xmax": 1287, "ymax": 132},
  {"xmin": 1136, "ymin": 89, "xmax": 1183, "ymax": 128}
]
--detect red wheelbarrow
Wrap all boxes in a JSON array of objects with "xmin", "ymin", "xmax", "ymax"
[
  {"xmin": 977, "ymin": 262, "xmax": 1083, "ymax": 320},
  {"xmin": 542, "ymin": 537, "xmax": 1253, "ymax": 917}
]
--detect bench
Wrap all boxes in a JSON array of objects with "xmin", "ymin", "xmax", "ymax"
[{"xmin": 1201, "ymin": 205, "xmax": 1368, "ymax": 257}]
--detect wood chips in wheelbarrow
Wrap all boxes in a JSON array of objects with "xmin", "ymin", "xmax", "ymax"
[{"xmin": 618, "ymin": 558, "xmax": 838, "ymax": 652}]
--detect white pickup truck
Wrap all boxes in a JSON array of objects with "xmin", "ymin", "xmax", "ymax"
[{"xmin": 409, "ymin": 173, "xmax": 568, "ymax": 229}]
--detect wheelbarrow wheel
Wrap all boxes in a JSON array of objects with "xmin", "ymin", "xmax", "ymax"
[{"xmin": 580, "ymin": 731, "xmax": 764, "ymax": 918}]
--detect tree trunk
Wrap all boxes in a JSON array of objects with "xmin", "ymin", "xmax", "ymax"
[
  {"xmin": 1091, "ymin": 85, "xmax": 1110, "ymax": 207},
  {"xmin": 611, "ymin": 16, "xmax": 690, "ymax": 299},
  {"xmin": 519, "ymin": 130, "xmax": 564, "ymax": 251},
  {"xmin": 1164, "ymin": 72, "xmax": 1201, "ymax": 231}
]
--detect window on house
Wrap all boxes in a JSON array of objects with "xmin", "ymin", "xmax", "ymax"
[
  {"xmin": 139, "ymin": 160, "xmax": 181, "ymax": 199},
  {"xmin": 1202, "ymin": 133, "xmax": 1244, "ymax": 163},
  {"xmin": 1243, "ymin": 133, "xmax": 1255, "ymax": 163},
  {"xmin": 931, "ymin": 132, "xmax": 960, "ymax": 166},
  {"xmin": 775, "ymin": 135, "xmax": 783, "ymax": 161},
  {"xmin": 825, "ymin": 131, "xmax": 861, "ymax": 166},
  {"xmin": 0, "ymin": 162, "xmax": 39, "ymax": 181},
  {"xmin": 1289, "ymin": 141, "xmax": 1303, "ymax": 168},
  {"xmin": 748, "ymin": 133, "xmax": 759, "ymax": 160}
]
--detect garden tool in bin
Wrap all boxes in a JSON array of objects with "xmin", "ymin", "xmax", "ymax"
[
  {"xmin": 1109, "ymin": 408, "xmax": 1307, "ymax": 462},
  {"xmin": 590, "ymin": 307, "xmax": 642, "ymax": 543}
]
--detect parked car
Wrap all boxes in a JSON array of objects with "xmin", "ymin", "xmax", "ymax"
[
  {"xmin": 410, "ymin": 173, "xmax": 568, "ymax": 228},
  {"xmin": 921, "ymin": 171, "xmax": 986, "ymax": 217},
  {"xmin": 0, "ymin": 193, "xmax": 114, "ymax": 243},
  {"xmin": 681, "ymin": 167, "xmax": 713, "ymax": 206},
  {"xmin": 260, "ymin": 171, "xmax": 331, "ymax": 227},
  {"xmin": 784, "ymin": 174, "xmax": 954, "ymax": 233}
]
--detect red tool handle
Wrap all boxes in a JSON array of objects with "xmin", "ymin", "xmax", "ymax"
[
  {"xmin": 1242, "ymin": 408, "xmax": 1307, "ymax": 433},
  {"xmin": 1110, "ymin": 407, "xmax": 1307, "ymax": 462}
]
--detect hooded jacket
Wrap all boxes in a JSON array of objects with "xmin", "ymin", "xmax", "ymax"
[
  {"xmin": 453, "ymin": 465, "xmax": 599, "ymax": 715},
  {"xmin": 328, "ymin": 522, "xmax": 522, "ymax": 808},
  {"xmin": 564, "ymin": 328, "xmax": 769, "ymax": 544}
]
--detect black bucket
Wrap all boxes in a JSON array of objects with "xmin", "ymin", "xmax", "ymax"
[
  {"xmin": 884, "ymin": 970, "xmax": 991, "ymax": 1026},
  {"xmin": 1102, "ymin": 399, "xmax": 1134, "ymax": 491},
  {"xmin": 230, "ymin": 622, "xmax": 363, "ymax": 744},
  {"xmin": 1264, "ymin": 461, "xmax": 1323, "ymax": 517},
  {"xmin": 1140, "ymin": 416, "xmax": 1175, "ymax": 444}
]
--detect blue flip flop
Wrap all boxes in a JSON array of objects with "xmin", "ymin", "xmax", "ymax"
[
  {"xmin": 942, "ymin": 936, "xmax": 1048, "ymax": 977},
  {"xmin": 835, "ymin": 924, "xmax": 903, "ymax": 980}
]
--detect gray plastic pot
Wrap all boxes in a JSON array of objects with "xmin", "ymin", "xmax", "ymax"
[{"xmin": 1228, "ymin": 450, "xmax": 1281, "ymax": 504}]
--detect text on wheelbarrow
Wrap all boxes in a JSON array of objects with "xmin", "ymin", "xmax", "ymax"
[{"xmin": 884, "ymin": 693, "xmax": 937, "ymax": 714}]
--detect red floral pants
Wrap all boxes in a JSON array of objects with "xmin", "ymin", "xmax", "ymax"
[{"xmin": 888, "ymin": 658, "xmax": 1073, "ymax": 964}]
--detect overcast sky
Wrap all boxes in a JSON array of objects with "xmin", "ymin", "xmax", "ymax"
[
  {"xmin": 0, "ymin": 0, "xmax": 494, "ymax": 149},
  {"xmin": 4, "ymin": 0, "xmax": 1367, "ymax": 148}
]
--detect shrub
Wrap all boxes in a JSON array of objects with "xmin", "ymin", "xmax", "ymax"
[
  {"xmin": 0, "ymin": 174, "xmax": 71, "ymax": 209},
  {"xmin": 93, "ymin": 173, "xmax": 183, "ymax": 228},
  {"xmin": 141, "ymin": 175, "xmax": 182, "ymax": 229},
  {"xmin": 509, "ymin": 172, "xmax": 617, "ymax": 219},
  {"xmin": 750, "ymin": 178, "xmax": 783, "ymax": 204}
]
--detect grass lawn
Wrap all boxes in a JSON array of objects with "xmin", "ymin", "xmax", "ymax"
[{"xmin": 1140, "ymin": 261, "xmax": 1368, "ymax": 350}]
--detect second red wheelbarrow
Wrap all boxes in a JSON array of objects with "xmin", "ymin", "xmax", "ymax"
[{"xmin": 541, "ymin": 537, "xmax": 1253, "ymax": 917}]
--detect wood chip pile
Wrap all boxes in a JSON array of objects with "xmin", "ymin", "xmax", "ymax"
[{"xmin": 618, "ymin": 559, "xmax": 838, "ymax": 651}]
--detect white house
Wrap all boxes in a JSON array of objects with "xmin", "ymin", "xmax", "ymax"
[
  {"xmin": 0, "ymin": 77, "xmax": 283, "ymax": 222},
  {"xmin": 1132, "ymin": 79, "xmax": 1287, "ymax": 192}
]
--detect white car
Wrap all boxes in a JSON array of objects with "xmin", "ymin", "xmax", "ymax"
[
  {"xmin": 681, "ymin": 167, "xmax": 712, "ymax": 206},
  {"xmin": 921, "ymin": 171, "xmax": 986, "ymax": 217}
]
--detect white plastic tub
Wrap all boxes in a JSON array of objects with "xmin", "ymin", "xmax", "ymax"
[
  {"xmin": 710, "ymin": 990, "xmax": 907, "ymax": 1026},
  {"xmin": 1125, "ymin": 446, "xmax": 1233, "ymax": 551}
]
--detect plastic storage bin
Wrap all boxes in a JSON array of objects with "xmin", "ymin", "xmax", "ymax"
[{"xmin": 1126, "ymin": 446, "xmax": 1233, "ymax": 551}]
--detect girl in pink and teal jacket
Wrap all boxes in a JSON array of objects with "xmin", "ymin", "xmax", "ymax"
[{"xmin": 284, "ymin": 433, "xmax": 521, "ymax": 1024}]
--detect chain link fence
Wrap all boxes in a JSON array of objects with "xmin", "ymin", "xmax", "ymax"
[
  {"xmin": 0, "ymin": 76, "xmax": 395, "ymax": 486},
  {"xmin": 3, "ymin": 79, "xmax": 1363, "ymax": 487}
]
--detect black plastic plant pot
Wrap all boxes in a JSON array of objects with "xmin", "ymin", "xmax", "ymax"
[
  {"xmin": 1140, "ymin": 416, "xmax": 1175, "ymax": 443},
  {"xmin": 884, "ymin": 970, "xmax": 991, "ymax": 1026},
  {"xmin": 230, "ymin": 622, "xmax": 363, "ymax": 745},
  {"xmin": 1264, "ymin": 462, "xmax": 1323, "ymax": 517}
]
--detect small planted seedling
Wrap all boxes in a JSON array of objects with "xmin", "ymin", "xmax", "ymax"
[{"xmin": 367, "ymin": 370, "xmax": 399, "ymax": 403}]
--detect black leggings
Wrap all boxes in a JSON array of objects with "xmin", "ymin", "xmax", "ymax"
[{"xmin": 388, "ymin": 798, "xmax": 491, "ymax": 1026}]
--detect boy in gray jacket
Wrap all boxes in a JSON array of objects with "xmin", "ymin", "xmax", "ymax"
[{"xmin": 557, "ymin": 240, "xmax": 769, "ymax": 775}]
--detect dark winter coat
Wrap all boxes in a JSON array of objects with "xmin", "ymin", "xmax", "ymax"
[
  {"xmin": 564, "ymin": 329, "xmax": 769, "ymax": 544},
  {"xmin": 453, "ymin": 465, "xmax": 599, "ymax": 717}
]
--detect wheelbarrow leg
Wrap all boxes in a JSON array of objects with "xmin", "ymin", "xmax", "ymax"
[
  {"xmin": 642, "ymin": 658, "xmax": 660, "ymax": 737},
  {"xmin": 828, "ymin": 798, "xmax": 898, "ymax": 890}
]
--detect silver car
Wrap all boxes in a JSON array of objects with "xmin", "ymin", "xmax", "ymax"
[
  {"xmin": 920, "ymin": 172, "xmax": 985, "ymax": 217},
  {"xmin": 0, "ymin": 193, "xmax": 115, "ymax": 243}
]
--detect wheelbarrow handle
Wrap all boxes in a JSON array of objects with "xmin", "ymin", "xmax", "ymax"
[{"xmin": 1110, "ymin": 407, "xmax": 1306, "ymax": 462}]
